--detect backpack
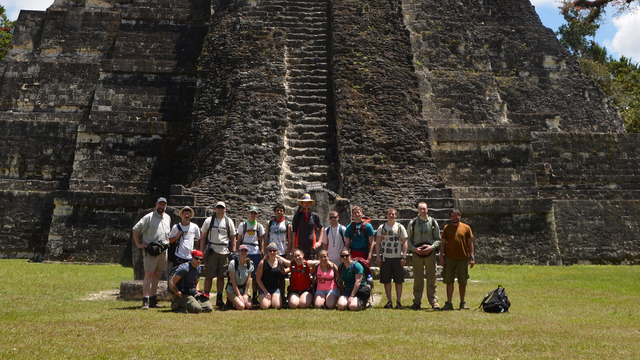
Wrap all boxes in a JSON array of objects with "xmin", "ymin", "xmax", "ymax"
[
  {"xmin": 207, "ymin": 215, "xmax": 232, "ymax": 245},
  {"xmin": 478, "ymin": 285, "xmax": 511, "ymax": 313},
  {"xmin": 338, "ymin": 257, "xmax": 373, "ymax": 289},
  {"xmin": 325, "ymin": 225, "xmax": 345, "ymax": 248},
  {"xmin": 410, "ymin": 216, "xmax": 439, "ymax": 258},
  {"xmin": 167, "ymin": 224, "xmax": 183, "ymax": 264},
  {"xmin": 239, "ymin": 221, "xmax": 262, "ymax": 246}
]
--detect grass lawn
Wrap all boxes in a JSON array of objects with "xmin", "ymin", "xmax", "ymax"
[{"xmin": 0, "ymin": 260, "xmax": 638, "ymax": 359}]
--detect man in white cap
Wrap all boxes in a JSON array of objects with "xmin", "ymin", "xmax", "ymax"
[
  {"xmin": 200, "ymin": 201, "xmax": 237, "ymax": 307},
  {"xmin": 168, "ymin": 206, "xmax": 201, "ymax": 266},
  {"xmin": 291, "ymin": 193, "xmax": 324, "ymax": 260},
  {"xmin": 133, "ymin": 197, "xmax": 171, "ymax": 309}
]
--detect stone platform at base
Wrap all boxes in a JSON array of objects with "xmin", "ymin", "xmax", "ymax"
[{"xmin": 119, "ymin": 280, "xmax": 170, "ymax": 301}]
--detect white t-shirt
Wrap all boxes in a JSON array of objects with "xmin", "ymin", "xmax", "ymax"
[
  {"xmin": 268, "ymin": 218, "xmax": 289, "ymax": 256},
  {"xmin": 169, "ymin": 223, "xmax": 201, "ymax": 260},
  {"xmin": 237, "ymin": 221, "xmax": 265, "ymax": 255},
  {"xmin": 376, "ymin": 223, "xmax": 408, "ymax": 259},
  {"xmin": 201, "ymin": 216, "xmax": 237, "ymax": 255},
  {"xmin": 323, "ymin": 224, "xmax": 346, "ymax": 264}
]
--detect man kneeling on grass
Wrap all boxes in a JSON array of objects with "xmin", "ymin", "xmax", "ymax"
[{"xmin": 168, "ymin": 250, "xmax": 213, "ymax": 313}]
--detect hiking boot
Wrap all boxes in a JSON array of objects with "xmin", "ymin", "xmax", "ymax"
[
  {"xmin": 395, "ymin": 302, "xmax": 404, "ymax": 309},
  {"xmin": 252, "ymin": 296, "xmax": 259, "ymax": 306},
  {"xmin": 409, "ymin": 303, "xmax": 421, "ymax": 310},
  {"xmin": 149, "ymin": 295, "xmax": 163, "ymax": 308},
  {"xmin": 216, "ymin": 294, "xmax": 225, "ymax": 308},
  {"xmin": 383, "ymin": 301, "xmax": 393, "ymax": 309},
  {"xmin": 459, "ymin": 301, "xmax": 470, "ymax": 310},
  {"xmin": 442, "ymin": 301, "xmax": 454, "ymax": 311},
  {"xmin": 142, "ymin": 296, "xmax": 150, "ymax": 310}
]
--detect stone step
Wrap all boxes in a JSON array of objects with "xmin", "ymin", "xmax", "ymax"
[
  {"xmin": 287, "ymin": 81, "xmax": 328, "ymax": 90},
  {"xmin": 287, "ymin": 138, "xmax": 331, "ymax": 148},
  {"xmin": 286, "ymin": 75, "xmax": 329, "ymax": 84},
  {"xmin": 288, "ymin": 68, "xmax": 327, "ymax": 78},
  {"xmin": 287, "ymin": 88, "xmax": 328, "ymax": 98},
  {"xmin": 286, "ymin": 146, "xmax": 329, "ymax": 157},
  {"xmin": 286, "ymin": 163, "xmax": 332, "ymax": 173},
  {"xmin": 287, "ymin": 102, "xmax": 327, "ymax": 113},
  {"xmin": 284, "ymin": 172, "xmax": 328, "ymax": 183},
  {"xmin": 285, "ymin": 154, "xmax": 330, "ymax": 166}
]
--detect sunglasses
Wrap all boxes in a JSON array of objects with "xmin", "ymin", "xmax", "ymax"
[
  {"xmin": 329, "ymin": 216, "xmax": 338, "ymax": 219},
  {"xmin": 193, "ymin": 257, "xmax": 203, "ymax": 261},
  {"xmin": 268, "ymin": 249, "xmax": 277, "ymax": 253},
  {"xmin": 340, "ymin": 254, "xmax": 349, "ymax": 258}
]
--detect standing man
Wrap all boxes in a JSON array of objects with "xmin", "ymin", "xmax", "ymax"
[
  {"xmin": 168, "ymin": 250, "xmax": 212, "ymax": 313},
  {"xmin": 439, "ymin": 208, "xmax": 475, "ymax": 310},
  {"xmin": 132, "ymin": 197, "xmax": 171, "ymax": 310},
  {"xmin": 407, "ymin": 201, "xmax": 441, "ymax": 310},
  {"xmin": 375, "ymin": 207, "xmax": 408, "ymax": 309},
  {"xmin": 322, "ymin": 210, "xmax": 346, "ymax": 265},
  {"xmin": 168, "ymin": 206, "xmax": 200, "ymax": 266},
  {"xmin": 236, "ymin": 205, "xmax": 265, "ymax": 304},
  {"xmin": 266, "ymin": 204, "xmax": 292, "ymax": 259},
  {"xmin": 291, "ymin": 193, "xmax": 324, "ymax": 260},
  {"xmin": 345, "ymin": 206, "xmax": 375, "ymax": 261},
  {"xmin": 200, "ymin": 201, "xmax": 237, "ymax": 307}
]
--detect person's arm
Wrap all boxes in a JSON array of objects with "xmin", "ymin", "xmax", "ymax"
[
  {"xmin": 367, "ymin": 234, "xmax": 375, "ymax": 261},
  {"xmin": 132, "ymin": 230, "xmax": 146, "ymax": 249},
  {"xmin": 307, "ymin": 260, "xmax": 320, "ymax": 267},
  {"xmin": 168, "ymin": 226, "xmax": 181, "ymax": 244},
  {"xmin": 406, "ymin": 220, "xmax": 417, "ymax": 253},
  {"xmin": 277, "ymin": 255, "xmax": 291, "ymax": 267},
  {"xmin": 315, "ymin": 224, "xmax": 325, "ymax": 250},
  {"xmin": 439, "ymin": 230, "xmax": 446, "ymax": 266},
  {"xmin": 400, "ymin": 237, "xmax": 408, "ymax": 266},
  {"xmin": 322, "ymin": 228, "xmax": 328, "ymax": 251},
  {"xmin": 169, "ymin": 274, "xmax": 183, "ymax": 298},
  {"xmin": 375, "ymin": 233, "xmax": 383, "ymax": 267},
  {"xmin": 467, "ymin": 234, "xmax": 475, "ymax": 268},
  {"xmin": 255, "ymin": 261, "xmax": 269, "ymax": 298},
  {"xmin": 430, "ymin": 220, "xmax": 441, "ymax": 253},
  {"xmin": 350, "ymin": 273, "xmax": 363, "ymax": 298},
  {"xmin": 285, "ymin": 224, "xmax": 293, "ymax": 259},
  {"xmin": 229, "ymin": 264, "xmax": 241, "ymax": 297},
  {"xmin": 244, "ymin": 276, "xmax": 252, "ymax": 297}
]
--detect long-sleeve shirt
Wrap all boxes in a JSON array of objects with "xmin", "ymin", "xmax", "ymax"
[{"xmin": 406, "ymin": 216, "xmax": 441, "ymax": 253}]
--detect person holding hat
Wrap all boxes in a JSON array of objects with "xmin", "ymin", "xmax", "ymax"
[
  {"xmin": 168, "ymin": 206, "xmax": 201, "ymax": 266},
  {"xmin": 236, "ymin": 205, "xmax": 265, "ymax": 304},
  {"xmin": 256, "ymin": 242, "xmax": 288, "ymax": 310},
  {"xmin": 291, "ymin": 193, "xmax": 324, "ymax": 260},
  {"xmin": 133, "ymin": 197, "xmax": 171, "ymax": 310},
  {"xmin": 168, "ymin": 250, "xmax": 212, "ymax": 313},
  {"xmin": 226, "ymin": 244, "xmax": 254, "ymax": 310},
  {"xmin": 200, "ymin": 201, "xmax": 237, "ymax": 307}
]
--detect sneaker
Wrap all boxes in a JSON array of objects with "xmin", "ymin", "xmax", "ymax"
[
  {"xmin": 142, "ymin": 297, "xmax": 150, "ymax": 310},
  {"xmin": 395, "ymin": 302, "xmax": 404, "ymax": 309},
  {"xmin": 366, "ymin": 302, "xmax": 372, "ymax": 309},
  {"xmin": 459, "ymin": 301, "xmax": 470, "ymax": 310},
  {"xmin": 432, "ymin": 304, "xmax": 441, "ymax": 311},
  {"xmin": 383, "ymin": 301, "xmax": 393, "ymax": 309},
  {"xmin": 409, "ymin": 303, "xmax": 421, "ymax": 310},
  {"xmin": 216, "ymin": 294, "xmax": 225, "ymax": 308},
  {"xmin": 442, "ymin": 302, "xmax": 454, "ymax": 311}
]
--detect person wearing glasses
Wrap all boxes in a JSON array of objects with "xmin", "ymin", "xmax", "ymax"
[
  {"xmin": 337, "ymin": 249, "xmax": 369, "ymax": 311},
  {"xmin": 226, "ymin": 245, "xmax": 254, "ymax": 310},
  {"xmin": 168, "ymin": 250, "xmax": 212, "ymax": 313},
  {"xmin": 168, "ymin": 206, "xmax": 201, "ymax": 267},
  {"xmin": 256, "ymin": 242, "xmax": 288, "ymax": 309},
  {"xmin": 322, "ymin": 210, "xmax": 346, "ymax": 265},
  {"xmin": 375, "ymin": 207, "xmax": 408, "ymax": 309}
]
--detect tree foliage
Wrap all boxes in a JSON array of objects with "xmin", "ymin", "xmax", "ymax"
[
  {"xmin": 0, "ymin": 5, "xmax": 14, "ymax": 61},
  {"xmin": 557, "ymin": 2, "xmax": 640, "ymax": 133},
  {"xmin": 565, "ymin": 0, "xmax": 638, "ymax": 23}
]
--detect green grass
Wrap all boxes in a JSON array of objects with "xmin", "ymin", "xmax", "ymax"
[{"xmin": 1, "ymin": 260, "xmax": 638, "ymax": 359}]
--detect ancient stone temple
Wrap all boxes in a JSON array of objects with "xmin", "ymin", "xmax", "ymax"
[{"xmin": 1, "ymin": 0, "xmax": 638, "ymax": 265}]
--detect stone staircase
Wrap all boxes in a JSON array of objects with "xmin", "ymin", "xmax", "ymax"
[{"xmin": 275, "ymin": 0, "xmax": 336, "ymax": 211}]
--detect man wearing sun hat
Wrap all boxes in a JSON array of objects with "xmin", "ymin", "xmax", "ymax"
[
  {"xmin": 132, "ymin": 197, "xmax": 171, "ymax": 310},
  {"xmin": 168, "ymin": 206, "xmax": 201, "ymax": 266},
  {"xmin": 291, "ymin": 193, "xmax": 324, "ymax": 260},
  {"xmin": 168, "ymin": 250, "xmax": 212, "ymax": 313}
]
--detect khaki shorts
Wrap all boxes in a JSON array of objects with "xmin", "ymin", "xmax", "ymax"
[
  {"xmin": 204, "ymin": 251, "xmax": 228, "ymax": 278},
  {"xmin": 442, "ymin": 258, "xmax": 469, "ymax": 285},
  {"xmin": 143, "ymin": 250, "xmax": 168, "ymax": 272}
]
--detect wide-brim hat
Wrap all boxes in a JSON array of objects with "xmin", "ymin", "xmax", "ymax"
[
  {"xmin": 180, "ymin": 206, "xmax": 194, "ymax": 217},
  {"xmin": 297, "ymin": 193, "xmax": 315, "ymax": 206}
]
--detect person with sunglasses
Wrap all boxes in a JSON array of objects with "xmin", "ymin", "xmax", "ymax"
[
  {"xmin": 168, "ymin": 250, "xmax": 212, "ymax": 313},
  {"xmin": 337, "ymin": 249, "xmax": 369, "ymax": 311},
  {"xmin": 256, "ymin": 242, "xmax": 288, "ymax": 309}
]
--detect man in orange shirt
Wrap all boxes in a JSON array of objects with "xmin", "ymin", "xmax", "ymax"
[{"xmin": 439, "ymin": 208, "xmax": 475, "ymax": 310}]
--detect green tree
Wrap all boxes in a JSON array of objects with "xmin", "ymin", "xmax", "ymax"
[
  {"xmin": 0, "ymin": 5, "xmax": 14, "ymax": 61},
  {"xmin": 557, "ymin": 3, "xmax": 640, "ymax": 133},
  {"xmin": 566, "ymin": 0, "xmax": 637, "ymax": 23}
]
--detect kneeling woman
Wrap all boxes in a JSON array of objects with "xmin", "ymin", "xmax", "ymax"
[
  {"xmin": 256, "ymin": 242, "xmax": 288, "ymax": 309},
  {"xmin": 337, "ymin": 249, "xmax": 370, "ymax": 311},
  {"xmin": 314, "ymin": 250, "xmax": 339, "ymax": 309},
  {"xmin": 279, "ymin": 248, "xmax": 320, "ymax": 309},
  {"xmin": 226, "ymin": 245, "xmax": 254, "ymax": 310}
]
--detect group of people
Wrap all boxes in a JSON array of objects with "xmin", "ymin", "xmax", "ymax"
[{"xmin": 132, "ymin": 193, "xmax": 475, "ymax": 313}]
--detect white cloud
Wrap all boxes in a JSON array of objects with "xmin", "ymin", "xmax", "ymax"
[
  {"xmin": 529, "ymin": 0, "xmax": 560, "ymax": 8},
  {"xmin": 610, "ymin": 10, "xmax": 640, "ymax": 62},
  {"xmin": 4, "ymin": 0, "xmax": 54, "ymax": 21}
]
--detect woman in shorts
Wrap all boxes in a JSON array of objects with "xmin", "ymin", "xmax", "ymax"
[
  {"xmin": 256, "ymin": 242, "xmax": 287, "ymax": 309},
  {"xmin": 314, "ymin": 249, "xmax": 339, "ymax": 309},
  {"xmin": 279, "ymin": 248, "xmax": 319, "ymax": 309},
  {"xmin": 226, "ymin": 245, "xmax": 254, "ymax": 310},
  {"xmin": 337, "ymin": 249, "xmax": 368, "ymax": 311}
]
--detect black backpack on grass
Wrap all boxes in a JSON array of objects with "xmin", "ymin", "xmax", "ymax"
[{"xmin": 478, "ymin": 285, "xmax": 511, "ymax": 313}]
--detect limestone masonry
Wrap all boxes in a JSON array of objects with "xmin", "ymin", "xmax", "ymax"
[{"xmin": 1, "ymin": 0, "xmax": 638, "ymax": 266}]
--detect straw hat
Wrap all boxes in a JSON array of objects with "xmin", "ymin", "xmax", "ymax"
[{"xmin": 297, "ymin": 193, "xmax": 315, "ymax": 206}]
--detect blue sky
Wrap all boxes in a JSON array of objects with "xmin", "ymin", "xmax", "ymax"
[{"xmin": 3, "ymin": 0, "xmax": 639, "ymax": 62}]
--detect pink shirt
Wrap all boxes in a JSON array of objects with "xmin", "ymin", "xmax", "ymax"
[{"xmin": 316, "ymin": 265, "xmax": 338, "ymax": 291}]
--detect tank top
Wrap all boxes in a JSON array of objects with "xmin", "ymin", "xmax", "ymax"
[
  {"xmin": 261, "ymin": 258, "xmax": 283, "ymax": 291},
  {"xmin": 290, "ymin": 260, "xmax": 312, "ymax": 292},
  {"xmin": 316, "ymin": 264, "xmax": 338, "ymax": 291}
]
